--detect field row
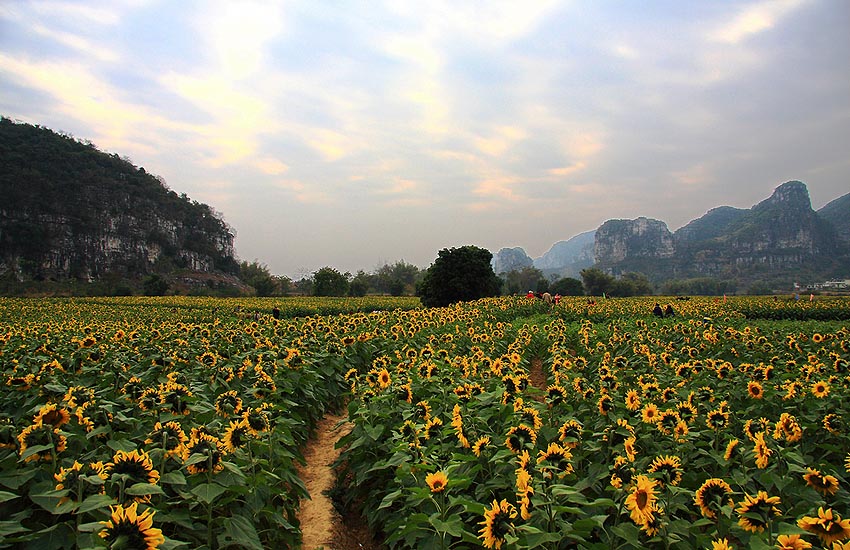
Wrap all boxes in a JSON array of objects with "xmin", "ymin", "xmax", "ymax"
[{"xmin": 0, "ymin": 296, "xmax": 848, "ymax": 549}]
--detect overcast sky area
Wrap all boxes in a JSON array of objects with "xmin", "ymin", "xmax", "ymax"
[{"xmin": 1, "ymin": 1, "xmax": 848, "ymax": 278}]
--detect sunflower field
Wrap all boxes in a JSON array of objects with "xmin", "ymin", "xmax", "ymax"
[{"xmin": 1, "ymin": 295, "xmax": 848, "ymax": 549}]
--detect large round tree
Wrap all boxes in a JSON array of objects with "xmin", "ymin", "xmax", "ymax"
[{"xmin": 416, "ymin": 245, "xmax": 502, "ymax": 307}]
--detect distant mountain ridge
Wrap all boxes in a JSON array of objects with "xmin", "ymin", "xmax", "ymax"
[
  {"xmin": 0, "ymin": 118, "xmax": 239, "ymax": 287},
  {"xmin": 492, "ymin": 181, "xmax": 849, "ymax": 287}
]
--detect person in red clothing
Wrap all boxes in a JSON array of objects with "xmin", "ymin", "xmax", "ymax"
[{"xmin": 527, "ymin": 290, "xmax": 535, "ymax": 299}]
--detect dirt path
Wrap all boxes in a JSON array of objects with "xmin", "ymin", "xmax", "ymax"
[
  {"xmin": 528, "ymin": 357, "xmax": 547, "ymax": 402},
  {"xmin": 297, "ymin": 412, "xmax": 382, "ymax": 550}
]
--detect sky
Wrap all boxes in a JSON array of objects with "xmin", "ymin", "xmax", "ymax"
[{"xmin": 1, "ymin": 1, "xmax": 849, "ymax": 279}]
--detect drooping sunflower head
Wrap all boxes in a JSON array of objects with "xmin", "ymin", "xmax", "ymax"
[
  {"xmin": 798, "ymin": 507, "xmax": 850, "ymax": 545},
  {"xmin": 144, "ymin": 421, "xmax": 188, "ymax": 459},
  {"xmin": 99, "ymin": 502, "xmax": 164, "ymax": 550},
  {"xmin": 18, "ymin": 423, "xmax": 66, "ymax": 463},
  {"xmin": 694, "ymin": 478, "xmax": 733, "ymax": 519},
  {"xmin": 478, "ymin": 499, "xmax": 517, "ymax": 549},
  {"xmin": 536, "ymin": 442, "xmax": 573, "ymax": 478},
  {"xmin": 185, "ymin": 433, "xmax": 225, "ymax": 475},
  {"xmin": 648, "ymin": 455, "xmax": 683, "ymax": 487},
  {"xmin": 242, "ymin": 407, "xmax": 271, "ymax": 435},
  {"xmin": 55, "ymin": 461, "xmax": 108, "ymax": 502},
  {"xmin": 33, "ymin": 403, "xmax": 71, "ymax": 428},
  {"xmin": 558, "ymin": 419, "xmax": 583, "ymax": 449},
  {"xmin": 504, "ymin": 425, "xmax": 537, "ymax": 454},
  {"xmin": 214, "ymin": 391, "xmax": 243, "ymax": 418},
  {"xmin": 423, "ymin": 417, "xmax": 443, "ymax": 441},
  {"xmin": 472, "ymin": 436, "xmax": 490, "ymax": 457},
  {"xmin": 546, "ymin": 384, "xmax": 568, "ymax": 406},
  {"xmin": 803, "ymin": 468, "xmax": 840, "ymax": 496},
  {"xmin": 823, "ymin": 413, "xmax": 843, "ymax": 435},
  {"xmin": 735, "ymin": 491, "xmax": 781, "ymax": 533},
  {"xmin": 107, "ymin": 449, "xmax": 160, "ymax": 500},
  {"xmin": 774, "ymin": 534, "xmax": 812, "ymax": 550},
  {"xmin": 222, "ymin": 420, "xmax": 252, "ymax": 453}
]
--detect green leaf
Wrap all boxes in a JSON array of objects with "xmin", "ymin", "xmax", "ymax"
[
  {"xmin": 0, "ymin": 490, "xmax": 19, "ymax": 503},
  {"xmin": 218, "ymin": 514, "xmax": 263, "ymax": 550},
  {"xmin": 125, "ymin": 483, "xmax": 165, "ymax": 497},
  {"xmin": 106, "ymin": 439, "xmax": 137, "ymax": 453},
  {"xmin": 0, "ymin": 520, "xmax": 29, "ymax": 537},
  {"xmin": 191, "ymin": 482, "xmax": 227, "ymax": 504},
  {"xmin": 77, "ymin": 494, "xmax": 115, "ymax": 514},
  {"xmin": 160, "ymin": 471, "xmax": 187, "ymax": 486}
]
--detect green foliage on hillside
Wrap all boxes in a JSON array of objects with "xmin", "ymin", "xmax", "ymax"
[{"xmin": 0, "ymin": 117, "xmax": 238, "ymax": 285}]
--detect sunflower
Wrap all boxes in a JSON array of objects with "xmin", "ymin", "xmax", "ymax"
[
  {"xmin": 33, "ymin": 403, "xmax": 71, "ymax": 428},
  {"xmin": 425, "ymin": 471, "xmax": 448, "ymax": 493},
  {"xmin": 242, "ymin": 407, "xmax": 271, "ymax": 436},
  {"xmin": 558, "ymin": 419, "xmax": 582, "ymax": 449},
  {"xmin": 423, "ymin": 417, "xmax": 443, "ymax": 440},
  {"xmin": 753, "ymin": 432, "xmax": 772, "ymax": 469},
  {"xmin": 597, "ymin": 394, "xmax": 614, "ymax": 415},
  {"xmin": 99, "ymin": 502, "xmax": 164, "ymax": 550},
  {"xmin": 813, "ymin": 333, "xmax": 825, "ymax": 343},
  {"xmin": 536, "ymin": 442, "xmax": 573, "ymax": 478},
  {"xmin": 735, "ymin": 491, "xmax": 781, "ymax": 533},
  {"xmin": 64, "ymin": 386, "xmax": 95, "ymax": 409},
  {"xmin": 612, "ymin": 455, "xmax": 634, "ymax": 487},
  {"xmin": 214, "ymin": 391, "xmax": 243, "ymax": 418},
  {"xmin": 711, "ymin": 538, "xmax": 733, "ymax": 550},
  {"xmin": 415, "ymin": 400, "xmax": 431, "ymax": 421},
  {"xmin": 673, "ymin": 402, "xmax": 697, "ymax": 425},
  {"xmin": 472, "ymin": 436, "xmax": 490, "ymax": 457},
  {"xmin": 823, "ymin": 413, "xmax": 843, "ymax": 435},
  {"xmin": 222, "ymin": 420, "xmax": 252, "ymax": 452},
  {"xmin": 625, "ymin": 389, "xmax": 641, "ymax": 411},
  {"xmin": 520, "ymin": 407, "xmax": 543, "ymax": 431},
  {"xmin": 184, "ymin": 433, "xmax": 225, "ymax": 475},
  {"xmin": 144, "ymin": 421, "xmax": 188, "ymax": 459},
  {"xmin": 747, "ymin": 381, "xmax": 764, "ymax": 399},
  {"xmin": 138, "ymin": 388, "xmax": 161, "ymax": 412},
  {"xmin": 55, "ymin": 461, "xmax": 108, "ymax": 502},
  {"xmin": 107, "ymin": 450, "xmax": 160, "ymax": 501},
  {"xmin": 694, "ymin": 478, "xmax": 733, "ymax": 519},
  {"xmin": 812, "ymin": 380, "xmax": 830, "ymax": 398},
  {"xmin": 656, "ymin": 410, "xmax": 681, "ymax": 436},
  {"xmin": 774, "ymin": 412, "xmax": 803, "ymax": 443},
  {"xmin": 546, "ymin": 384, "xmax": 567, "ymax": 405},
  {"xmin": 641, "ymin": 403, "xmax": 660, "ymax": 424},
  {"xmin": 803, "ymin": 468, "xmax": 840, "ymax": 496},
  {"xmin": 723, "ymin": 438, "xmax": 740, "ymax": 462},
  {"xmin": 648, "ymin": 455, "xmax": 683, "ymax": 487},
  {"xmin": 159, "ymin": 382, "xmax": 192, "ymax": 415},
  {"xmin": 121, "ymin": 377, "xmax": 145, "ymax": 401},
  {"xmin": 479, "ymin": 499, "xmax": 517, "ymax": 549},
  {"xmin": 18, "ymin": 423, "xmax": 66, "ymax": 463},
  {"xmin": 377, "ymin": 368, "xmax": 392, "ymax": 389},
  {"xmin": 775, "ymin": 534, "xmax": 812, "ymax": 549},
  {"xmin": 505, "ymin": 425, "xmax": 537, "ymax": 453},
  {"xmin": 798, "ymin": 507, "xmax": 850, "ymax": 545},
  {"xmin": 706, "ymin": 406, "xmax": 730, "ymax": 431},
  {"xmin": 451, "ymin": 404, "xmax": 470, "ymax": 449},
  {"xmin": 198, "ymin": 351, "xmax": 217, "ymax": 367},
  {"xmin": 625, "ymin": 475, "xmax": 658, "ymax": 526}
]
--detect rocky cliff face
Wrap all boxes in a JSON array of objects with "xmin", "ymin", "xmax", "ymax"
[
  {"xmin": 591, "ymin": 181, "xmax": 847, "ymax": 283},
  {"xmin": 533, "ymin": 230, "xmax": 595, "ymax": 277},
  {"xmin": 594, "ymin": 217, "xmax": 674, "ymax": 265},
  {"xmin": 491, "ymin": 247, "xmax": 533, "ymax": 274},
  {"xmin": 817, "ymin": 191, "xmax": 850, "ymax": 247},
  {"xmin": 0, "ymin": 118, "xmax": 238, "ymax": 282}
]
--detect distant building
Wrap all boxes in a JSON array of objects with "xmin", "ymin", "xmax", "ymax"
[{"xmin": 803, "ymin": 279, "xmax": 850, "ymax": 291}]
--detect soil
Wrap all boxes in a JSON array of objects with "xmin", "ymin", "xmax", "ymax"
[
  {"xmin": 296, "ymin": 412, "xmax": 383, "ymax": 550},
  {"xmin": 528, "ymin": 357, "xmax": 547, "ymax": 401}
]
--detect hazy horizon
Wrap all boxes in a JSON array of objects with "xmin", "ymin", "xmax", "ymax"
[{"xmin": 2, "ymin": 1, "xmax": 848, "ymax": 279}]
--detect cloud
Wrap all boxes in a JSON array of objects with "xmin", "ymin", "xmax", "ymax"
[
  {"xmin": 709, "ymin": 0, "xmax": 809, "ymax": 44},
  {"xmin": 254, "ymin": 158, "xmax": 289, "ymax": 176}
]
